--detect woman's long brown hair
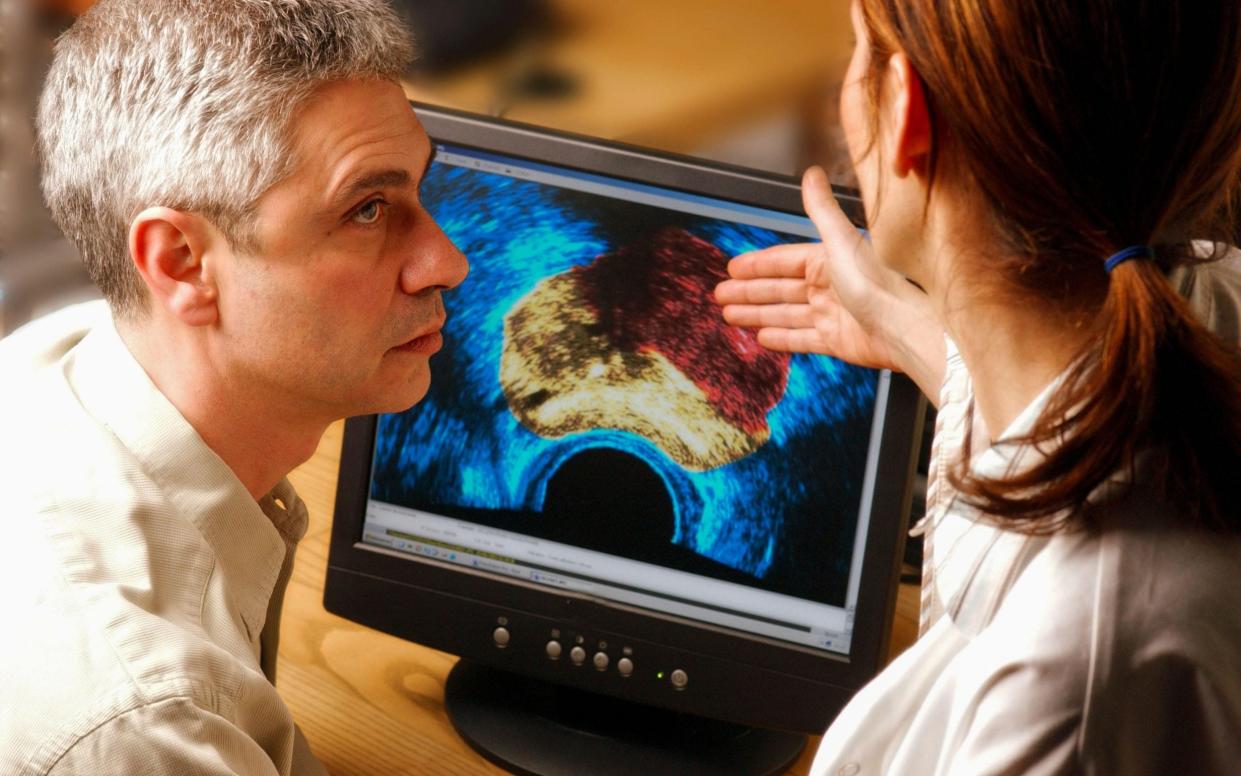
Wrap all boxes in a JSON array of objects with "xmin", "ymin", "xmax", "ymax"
[{"xmin": 861, "ymin": 0, "xmax": 1241, "ymax": 530}]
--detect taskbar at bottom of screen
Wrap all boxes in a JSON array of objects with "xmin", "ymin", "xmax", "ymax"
[{"xmin": 360, "ymin": 525, "xmax": 854, "ymax": 657}]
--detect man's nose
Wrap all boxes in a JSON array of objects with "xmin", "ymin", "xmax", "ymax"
[{"xmin": 401, "ymin": 222, "xmax": 469, "ymax": 296}]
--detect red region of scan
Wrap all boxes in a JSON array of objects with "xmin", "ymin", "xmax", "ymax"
[{"xmin": 574, "ymin": 227, "xmax": 790, "ymax": 434}]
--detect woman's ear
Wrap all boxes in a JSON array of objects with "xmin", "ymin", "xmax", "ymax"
[
  {"xmin": 883, "ymin": 52, "xmax": 933, "ymax": 178},
  {"xmin": 128, "ymin": 208, "xmax": 221, "ymax": 327}
]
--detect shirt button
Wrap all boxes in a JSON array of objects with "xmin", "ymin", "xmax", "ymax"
[{"xmin": 837, "ymin": 764, "xmax": 861, "ymax": 776}]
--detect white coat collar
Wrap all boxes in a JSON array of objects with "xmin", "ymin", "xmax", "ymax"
[{"xmin": 931, "ymin": 374, "xmax": 1067, "ymax": 636}]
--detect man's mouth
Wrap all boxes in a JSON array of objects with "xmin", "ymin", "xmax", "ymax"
[{"xmin": 393, "ymin": 328, "xmax": 443, "ymax": 355}]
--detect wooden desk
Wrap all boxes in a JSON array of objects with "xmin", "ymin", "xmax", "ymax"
[{"xmin": 280, "ymin": 421, "xmax": 920, "ymax": 776}]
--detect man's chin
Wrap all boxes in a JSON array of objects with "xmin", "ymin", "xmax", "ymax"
[
  {"xmin": 335, "ymin": 361, "xmax": 433, "ymax": 418},
  {"xmin": 364, "ymin": 377, "xmax": 431, "ymax": 417}
]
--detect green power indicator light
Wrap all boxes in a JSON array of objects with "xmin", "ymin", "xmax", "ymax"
[{"xmin": 657, "ymin": 671, "xmax": 665, "ymax": 680}]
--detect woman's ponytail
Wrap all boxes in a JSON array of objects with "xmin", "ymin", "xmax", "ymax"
[{"xmin": 956, "ymin": 255, "xmax": 1241, "ymax": 530}]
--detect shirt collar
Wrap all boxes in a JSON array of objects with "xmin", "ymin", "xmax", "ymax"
[
  {"xmin": 66, "ymin": 316, "xmax": 305, "ymax": 640},
  {"xmin": 971, "ymin": 372, "xmax": 1065, "ymax": 480},
  {"xmin": 932, "ymin": 371, "xmax": 1068, "ymax": 636}
]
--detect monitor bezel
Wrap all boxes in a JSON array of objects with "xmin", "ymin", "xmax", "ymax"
[{"xmin": 324, "ymin": 103, "xmax": 923, "ymax": 733}]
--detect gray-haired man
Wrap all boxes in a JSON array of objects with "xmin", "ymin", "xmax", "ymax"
[{"xmin": 0, "ymin": 1, "xmax": 467, "ymax": 773}]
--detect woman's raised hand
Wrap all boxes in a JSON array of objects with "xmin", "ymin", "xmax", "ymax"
[
  {"xmin": 714, "ymin": 167, "xmax": 905, "ymax": 368},
  {"xmin": 714, "ymin": 167, "xmax": 946, "ymax": 400},
  {"xmin": 715, "ymin": 240, "xmax": 899, "ymax": 369}
]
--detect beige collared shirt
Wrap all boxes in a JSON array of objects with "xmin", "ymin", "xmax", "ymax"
[{"xmin": 0, "ymin": 302, "xmax": 327, "ymax": 775}]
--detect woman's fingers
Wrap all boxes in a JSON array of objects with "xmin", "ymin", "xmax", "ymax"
[
  {"xmin": 754, "ymin": 327, "xmax": 828, "ymax": 354},
  {"xmin": 725, "ymin": 242, "xmax": 820, "ymax": 280},
  {"xmin": 720, "ymin": 302, "xmax": 816, "ymax": 330},
  {"xmin": 711, "ymin": 173, "xmax": 882, "ymax": 362},
  {"xmin": 714, "ymin": 277, "xmax": 809, "ymax": 305}
]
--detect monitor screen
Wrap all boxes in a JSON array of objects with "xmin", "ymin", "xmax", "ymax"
[
  {"xmin": 325, "ymin": 106, "xmax": 923, "ymax": 752},
  {"xmin": 361, "ymin": 142, "xmax": 884, "ymax": 657}
]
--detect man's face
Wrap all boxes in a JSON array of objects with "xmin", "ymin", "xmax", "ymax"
[{"xmin": 212, "ymin": 78, "xmax": 468, "ymax": 421}]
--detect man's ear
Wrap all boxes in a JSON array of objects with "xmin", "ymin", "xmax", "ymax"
[
  {"xmin": 883, "ymin": 52, "xmax": 933, "ymax": 178},
  {"xmin": 128, "ymin": 208, "xmax": 221, "ymax": 327}
]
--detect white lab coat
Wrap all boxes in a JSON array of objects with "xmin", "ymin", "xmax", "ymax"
[{"xmin": 811, "ymin": 253, "xmax": 1241, "ymax": 776}]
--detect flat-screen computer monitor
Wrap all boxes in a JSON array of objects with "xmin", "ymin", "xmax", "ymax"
[{"xmin": 325, "ymin": 104, "xmax": 925, "ymax": 776}]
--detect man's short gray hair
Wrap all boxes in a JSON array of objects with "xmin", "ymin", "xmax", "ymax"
[{"xmin": 37, "ymin": 0, "xmax": 415, "ymax": 317}]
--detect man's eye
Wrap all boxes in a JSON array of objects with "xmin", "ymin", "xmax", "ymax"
[{"xmin": 352, "ymin": 199, "xmax": 385, "ymax": 225}]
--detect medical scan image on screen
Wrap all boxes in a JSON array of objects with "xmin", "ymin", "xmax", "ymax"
[{"xmin": 361, "ymin": 144, "xmax": 887, "ymax": 655}]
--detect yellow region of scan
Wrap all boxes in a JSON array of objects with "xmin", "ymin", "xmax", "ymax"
[{"xmin": 500, "ymin": 274, "xmax": 766, "ymax": 472}]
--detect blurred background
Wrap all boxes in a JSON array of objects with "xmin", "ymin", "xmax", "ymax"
[{"xmin": 0, "ymin": 0, "xmax": 855, "ymax": 336}]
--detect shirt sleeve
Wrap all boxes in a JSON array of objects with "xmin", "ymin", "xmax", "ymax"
[
  {"xmin": 937, "ymin": 637, "xmax": 1241, "ymax": 776},
  {"xmin": 48, "ymin": 696, "xmax": 304, "ymax": 776},
  {"xmin": 934, "ymin": 652, "xmax": 1081, "ymax": 776},
  {"xmin": 1090, "ymin": 651, "xmax": 1241, "ymax": 776}
]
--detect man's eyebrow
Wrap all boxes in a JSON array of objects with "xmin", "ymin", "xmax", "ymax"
[
  {"xmin": 329, "ymin": 169, "xmax": 412, "ymax": 211},
  {"xmin": 327, "ymin": 145, "xmax": 438, "ymax": 213}
]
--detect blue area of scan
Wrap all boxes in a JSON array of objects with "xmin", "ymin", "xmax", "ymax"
[{"xmin": 371, "ymin": 163, "xmax": 878, "ymax": 579}]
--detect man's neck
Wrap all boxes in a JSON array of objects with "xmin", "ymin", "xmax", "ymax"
[{"xmin": 117, "ymin": 322, "xmax": 326, "ymax": 500}]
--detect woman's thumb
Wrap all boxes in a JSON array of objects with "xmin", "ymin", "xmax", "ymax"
[{"xmin": 801, "ymin": 166, "xmax": 861, "ymax": 247}]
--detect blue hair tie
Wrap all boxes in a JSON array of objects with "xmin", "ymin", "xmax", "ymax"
[{"xmin": 1104, "ymin": 245, "xmax": 1154, "ymax": 273}]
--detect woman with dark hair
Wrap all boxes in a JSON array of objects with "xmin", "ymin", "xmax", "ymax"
[{"xmin": 717, "ymin": 0, "xmax": 1241, "ymax": 773}]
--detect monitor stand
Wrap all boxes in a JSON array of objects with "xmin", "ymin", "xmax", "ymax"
[{"xmin": 444, "ymin": 659, "xmax": 807, "ymax": 776}]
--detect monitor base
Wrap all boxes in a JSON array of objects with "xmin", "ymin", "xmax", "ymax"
[{"xmin": 444, "ymin": 659, "xmax": 807, "ymax": 776}]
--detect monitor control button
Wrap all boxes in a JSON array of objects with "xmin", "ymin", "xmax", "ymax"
[
  {"xmin": 670, "ymin": 669, "xmax": 688, "ymax": 690},
  {"xmin": 545, "ymin": 640, "xmax": 562, "ymax": 660},
  {"xmin": 592, "ymin": 651, "xmax": 609, "ymax": 672},
  {"xmin": 617, "ymin": 657, "xmax": 634, "ymax": 677},
  {"xmin": 570, "ymin": 646, "xmax": 587, "ymax": 665},
  {"xmin": 492, "ymin": 627, "xmax": 511, "ymax": 648}
]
